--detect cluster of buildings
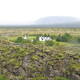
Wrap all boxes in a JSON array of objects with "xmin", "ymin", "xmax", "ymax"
[
  {"xmin": 39, "ymin": 36, "xmax": 52, "ymax": 41},
  {"xmin": 22, "ymin": 35, "xmax": 52, "ymax": 41}
]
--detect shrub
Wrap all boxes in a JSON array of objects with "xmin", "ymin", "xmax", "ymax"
[
  {"xmin": 50, "ymin": 35, "xmax": 57, "ymax": 39},
  {"xmin": 56, "ymin": 33, "xmax": 71, "ymax": 42},
  {"xmin": 15, "ymin": 37, "xmax": 23, "ymax": 43},
  {"xmin": 45, "ymin": 40, "xmax": 54, "ymax": 46},
  {"xmin": 77, "ymin": 37, "xmax": 80, "ymax": 43},
  {"xmin": 56, "ymin": 35, "xmax": 63, "ymax": 42},
  {"xmin": 15, "ymin": 37, "xmax": 32, "ymax": 43}
]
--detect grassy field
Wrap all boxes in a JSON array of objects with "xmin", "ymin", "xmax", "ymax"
[
  {"xmin": 0, "ymin": 27, "xmax": 80, "ymax": 45},
  {"xmin": 0, "ymin": 27, "xmax": 80, "ymax": 36}
]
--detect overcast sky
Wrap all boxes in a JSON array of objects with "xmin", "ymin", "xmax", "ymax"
[{"xmin": 0, "ymin": 0, "xmax": 80, "ymax": 25}]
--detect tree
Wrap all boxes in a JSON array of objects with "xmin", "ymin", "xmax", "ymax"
[
  {"xmin": 15, "ymin": 37, "xmax": 23, "ymax": 43},
  {"xmin": 56, "ymin": 33, "xmax": 72, "ymax": 42}
]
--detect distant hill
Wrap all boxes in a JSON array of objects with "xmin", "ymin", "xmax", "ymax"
[
  {"xmin": 34, "ymin": 16, "xmax": 80, "ymax": 25},
  {"xmin": 28, "ymin": 16, "xmax": 80, "ymax": 27},
  {"xmin": 0, "ymin": 16, "xmax": 80, "ymax": 28}
]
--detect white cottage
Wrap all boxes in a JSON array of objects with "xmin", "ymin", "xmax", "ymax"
[
  {"xmin": 39, "ymin": 36, "xmax": 52, "ymax": 41},
  {"xmin": 23, "ymin": 35, "xmax": 28, "ymax": 40}
]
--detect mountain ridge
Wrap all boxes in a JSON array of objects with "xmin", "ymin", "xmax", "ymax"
[{"xmin": 34, "ymin": 16, "xmax": 80, "ymax": 25}]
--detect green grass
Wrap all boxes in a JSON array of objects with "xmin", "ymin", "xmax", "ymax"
[
  {"xmin": 0, "ymin": 75, "xmax": 9, "ymax": 80},
  {"xmin": 7, "ymin": 36, "xmax": 18, "ymax": 41},
  {"xmin": 29, "ymin": 36, "xmax": 36, "ymax": 40}
]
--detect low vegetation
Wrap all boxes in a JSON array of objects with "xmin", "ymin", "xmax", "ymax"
[{"xmin": 0, "ymin": 28, "xmax": 80, "ymax": 80}]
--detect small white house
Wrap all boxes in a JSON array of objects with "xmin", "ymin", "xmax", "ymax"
[
  {"xmin": 23, "ymin": 35, "xmax": 28, "ymax": 40},
  {"xmin": 39, "ymin": 36, "xmax": 52, "ymax": 41}
]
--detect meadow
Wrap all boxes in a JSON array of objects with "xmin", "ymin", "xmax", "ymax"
[{"xmin": 0, "ymin": 27, "xmax": 80, "ymax": 46}]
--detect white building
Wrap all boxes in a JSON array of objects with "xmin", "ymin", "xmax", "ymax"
[
  {"xmin": 39, "ymin": 36, "xmax": 52, "ymax": 41},
  {"xmin": 23, "ymin": 35, "xmax": 28, "ymax": 40}
]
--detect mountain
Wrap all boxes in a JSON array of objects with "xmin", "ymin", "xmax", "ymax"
[
  {"xmin": 34, "ymin": 16, "xmax": 80, "ymax": 25},
  {"xmin": 0, "ymin": 16, "xmax": 80, "ymax": 27}
]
